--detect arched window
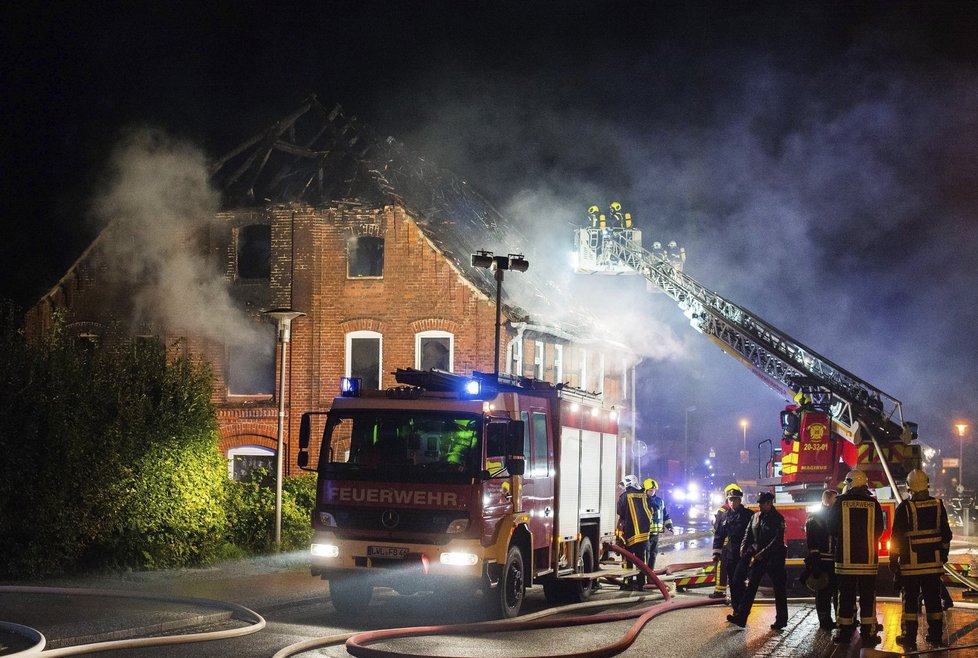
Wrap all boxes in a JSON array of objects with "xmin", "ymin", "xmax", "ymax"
[
  {"xmin": 346, "ymin": 330, "xmax": 383, "ymax": 390},
  {"xmin": 227, "ymin": 445, "xmax": 275, "ymax": 483},
  {"xmin": 415, "ymin": 330, "xmax": 453, "ymax": 371}
]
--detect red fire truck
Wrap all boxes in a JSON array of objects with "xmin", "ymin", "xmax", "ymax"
[{"xmin": 297, "ymin": 368, "xmax": 622, "ymax": 618}]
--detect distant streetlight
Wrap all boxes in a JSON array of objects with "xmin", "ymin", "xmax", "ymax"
[
  {"xmin": 740, "ymin": 419, "xmax": 749, "ymax": 452},
  {"xmin": 471, "ymin": 251, "xmax": 529, "ymax": 376},
  {"xmin": 264, "ymin": 308, "xmax": 305, "ymax": 549},
  {"xmin": 956, "ymin": 423, "xmax": 968, "ymax": 490},
  {"xmin": 684, "ymin": 406, "xmax": 696, "ymax": 482}
]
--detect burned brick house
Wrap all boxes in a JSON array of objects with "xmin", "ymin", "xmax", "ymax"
[{"xmin": 26, "ymin": 97, "xmax": 640, "ymax": 480}]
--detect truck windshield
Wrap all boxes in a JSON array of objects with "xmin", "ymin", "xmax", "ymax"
[{"xmin": 321, "ymin": 411, "xmax": 482, "ymax": 483}]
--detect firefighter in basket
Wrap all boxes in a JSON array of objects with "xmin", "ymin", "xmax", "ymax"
[
  {"xmin": 828, "ymin": 469, "xmax": 884, "ymax": 646},
  {"xmin": 617, "ymin": 474, "xmax": 654, "ymax": 591},
  {"xmin": 891, "ymin": 469, "xmax": 952, "ymax": 651},
  {"xmin": 644, "ymin": 477, "xmax": 674, "ymax": 571},
  {"xmin": 712, "ymin": 485, "xmax": 753, "ymax": 611}
]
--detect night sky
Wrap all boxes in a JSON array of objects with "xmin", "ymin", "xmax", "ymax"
[{"xmin": 3, "ymin": 2, "xmax": 977, "ymax": 483}]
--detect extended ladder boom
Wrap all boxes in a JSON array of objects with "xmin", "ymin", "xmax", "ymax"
[{"xmin": 575, "ymin": 227, "xmax": 913, "ymax": 447}]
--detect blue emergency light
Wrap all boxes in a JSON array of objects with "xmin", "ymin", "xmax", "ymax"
[
  {"xmin": 340, "ymin": 377, "xmax": 362, "ymax": 397},
  {"xmin": 461, "ymin": 379, "xmax": 482, "ymax": 398}
]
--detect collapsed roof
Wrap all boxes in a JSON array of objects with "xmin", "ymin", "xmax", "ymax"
[{"xmin": 210, "ymin": 96, "xmax": 608, "ymax": 342}]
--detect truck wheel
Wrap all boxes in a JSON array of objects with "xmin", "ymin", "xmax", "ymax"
[
  {"xmin": 329, "ymin": 576, "xmax": 372, "ymax": 617},
  {"xmin": 487, "ymin": 545, "xmax": 524, "ymax": 619},
  {"xmin": 564, "ymin": 537, "xmax": 595, "ymax": 603}
]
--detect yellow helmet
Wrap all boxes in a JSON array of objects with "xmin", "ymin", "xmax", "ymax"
[
  {"xmin": 907, "ymin": 469, "xmax": 930, "ymax": 493},
  {"xmin": 588, "ymin": 205, "xmax": 600, "ymax": 215},
  {"xmin": 643, "ymin": 477, "xmax": 659, "ymax": 490},
  {"xmin": 723, "ymin": 482, "xmax": 740, "ymax": 494},
  {"xmin": 610, "ymin": 201, "xmax": 622, "ymax": 212},
  {"xmin": 845, "ymin": 470, "xmax": 868, "ymax": 490}
]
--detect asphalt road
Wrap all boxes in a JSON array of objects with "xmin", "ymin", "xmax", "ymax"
[{"xmin": 3, "ymin": 530, "xmax": 978, "ymax": 658}]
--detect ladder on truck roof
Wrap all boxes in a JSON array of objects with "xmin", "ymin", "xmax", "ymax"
[{"xmin": 574, "ymin": 227, "xmax": 915, "ymax": 454}]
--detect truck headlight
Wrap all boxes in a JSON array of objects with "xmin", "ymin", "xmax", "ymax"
[
  {"xmin": 311, "ymin": 543, "xmax": 339, "ymax": 558},
  {"xmin": 440, "ymin": 552, "xmax": 478, "ymax": 566}
]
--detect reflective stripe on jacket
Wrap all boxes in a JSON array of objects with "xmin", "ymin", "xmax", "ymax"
[
  {"xmin": 647, "ymin": 494, "xmax": 673, "ymax": 534},
  {"xmin": 617, "ymin": 489, "xmax": 653, "ymax": 545},
  {"xmin": 829, "ymin": 486, "xmax": 884, "ymax": 575},
  {"xmin": 890, "ymin": 493, "xmax": 952, "ymax": 576}
]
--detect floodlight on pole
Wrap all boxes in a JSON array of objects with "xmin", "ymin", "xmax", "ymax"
[
  {"xmin": 263, "ymin": 308, "xmax": 305, "ymax": 549},
  {"xmin": 471, "ymin": 251, "xmax": 529, "ymax": 376},
  {"xmin": 740, "ymin": 419, "xmax": 748, "ymax": 451}
]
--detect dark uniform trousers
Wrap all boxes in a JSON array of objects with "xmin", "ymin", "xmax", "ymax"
[
  {"xmin": 837, "ymin": 574, "xmax": 877, "ymax": 636},
  {"xmin": 734, "ymin": 556, "xmax": 788, "ymax": 623},
  {"xmin": 647, "ymin": 534, "xmax": 660, "ymax": 571},
  {"xmin": 724, "ymin": 551, "xmax": 745, "ymax": 610},
  {"xmin": 625, "ymin": 539, "xmax": 650, "ymax": 589},
  {"xmin": 814, "ymin": 564, "xmax": 839, "ymax": 627},
  {"xmin": 901, "ymin": 574, "xmax": 943, "ymax": 640}
]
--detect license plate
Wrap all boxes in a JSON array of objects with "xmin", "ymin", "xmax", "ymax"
[{"xmin": 367, "ymin": 545, "xmax": 408, "ymax": 559}]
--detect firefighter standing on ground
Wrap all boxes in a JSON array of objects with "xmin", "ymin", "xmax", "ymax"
[
  {"xmin": 617, "ymin": 474, "xmax": 654, "ymax": 591},
  {"xmin": 727, "ymin": 491, "xmax": 789, "ymax": 629},
  {"xmin": 891, "ymin": 469, "xmax": 952, "ymax": 650},
  {"xmin": 828, "ymin": 469, "xmax": 885, "ymax": 646},
  {"xmin": 712, "ymin": 485, "xmax": 753, "ymax": 611},
  {"xmin": 644, "ymin": 477, "xmax": 674, "ymax": 571},
  {"xmin": 805, "ymin": 488, "xmax": 839, "ymax": 630},
  {"xmin": 711, "ymin": 482, "xmax": 744, "ymax": 600}
]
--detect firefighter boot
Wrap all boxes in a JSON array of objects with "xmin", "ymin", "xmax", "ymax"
[
  {"xmin": 925, "ymin": 618, "xmax": 944, "ymax": 647},
  {"xmin": 832, "ymin": 626, "xmax": 854, "ymax": 644},
  {"xmin": 896, "ymin": 621, "xmax": 918, "ymax": 651},
  {"xmin": 708, "ymin": 590, "xmax": 727, "ymax": 600},
  {"xmin": 860, "ymin": 623, "xmax": 881, "ymax": 647}
]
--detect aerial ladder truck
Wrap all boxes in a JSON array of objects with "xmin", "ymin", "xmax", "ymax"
[
  {"xmin": 573, "ymin": 203, "xmax": 930, "ymax": 573},
  {"xmin": 574, "ymin": 203, "xmax": 921, "ymax": 502}
]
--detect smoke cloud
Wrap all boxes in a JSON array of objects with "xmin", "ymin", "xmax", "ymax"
[{"xmin": 91, "ymin": 128, "xmax": 266, "ymax": 350}]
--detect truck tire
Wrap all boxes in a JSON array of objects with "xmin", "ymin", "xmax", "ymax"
[
  {"xmin": 542, "ymin": 538, "xmax": 595, "ymax": 604},
  {"xmin": 564, "ymin": 537, "xmax": 596, "ymax": 603},
  {"xmin": 329, "ymin": 576, "xmax": 372, "ymax": 617},
  {"xmin": 486, "ymin": 545, "xmax": 524, "ymax": 619}
]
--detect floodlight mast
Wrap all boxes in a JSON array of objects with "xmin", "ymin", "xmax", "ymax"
[{"xmin": 471, "ymin": 251, "xmax": 529, "ymax": 377}]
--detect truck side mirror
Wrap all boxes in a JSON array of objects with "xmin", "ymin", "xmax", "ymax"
[
  {"xmin": 297, "ymin": 413, "xmax": 311, "ymax": 470},
  {"xmin": 506, "ymin": 420, "xmax": 526, "ymax": 476}
]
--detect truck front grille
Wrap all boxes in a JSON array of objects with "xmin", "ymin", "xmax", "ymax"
[{"xmin": 322, "ymin": 505, "xmax": 468, "ymax": 534}]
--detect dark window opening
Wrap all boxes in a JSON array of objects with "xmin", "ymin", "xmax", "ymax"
[
  {"xmin": 350, "ymin": 336, "xmax": 381, "ymax": 390},
  {"xmin": 419, "ymin": 336, "xmax": 450, "ymax": 371},
  {"xmin": 238, "ymin": 224, "xmax": 271, "ymax": 279},
  {"xmin": 230, "ymin": 452, "xmax": 275, "ymax": 485},
  {"xmin": 348, "ymin": 236, "xmax": 384, "ymax": 278},
  {"xmin": 228, "ymin": 325, "xmax": 275, "ymax": 395}
]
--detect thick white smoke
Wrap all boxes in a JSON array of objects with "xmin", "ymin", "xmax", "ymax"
[{"xmin": 91, "ymin": 128, "xmax": 265, "ymax": 350}]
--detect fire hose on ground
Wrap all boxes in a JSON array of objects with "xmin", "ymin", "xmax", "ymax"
[{"xmin": 0, "ymin": 585, "xmax": 265, "ymax": 657}]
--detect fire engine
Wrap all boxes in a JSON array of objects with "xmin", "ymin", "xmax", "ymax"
[
  {"xmin": 573, "ymin": 204, "xmax": 923, "ymax": 570},
  {"xmin": 297, "ymin": 368, "xmax": 622, "ymax": 618}
]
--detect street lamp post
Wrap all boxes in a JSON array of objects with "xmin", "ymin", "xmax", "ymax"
[
  {"xmin": 684, "ymin": 406, "xmax": 696, "ymax": 483},
  {"xmin": 471, "ymin": 251, "xmax": 529, "ymax": 376},
  {"xmin": 740, "ymin": 419, "xmax": 748, "ymax": 451},
  {"xmin": 264, "ymin": 308, "xmax": 305, "ymax": 549},
  {"xmin": 957, "ymin": 423, "xmax": 968, "ymax": 490}
]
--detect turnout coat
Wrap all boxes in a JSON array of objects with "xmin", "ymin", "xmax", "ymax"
[
  {"xmin": 889, "ymin": 492, "xmax": 952, "ymax": 576},
  {"xmin": 828, "ymin": 485, "xmax": 884, "ymax": 576}
]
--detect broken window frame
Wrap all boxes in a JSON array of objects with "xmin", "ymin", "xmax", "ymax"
[
  {"xmin": 415, "ymin": 330, "xmax": 453, "ymax": 372},
  {"xmin": 347, "ymin": 235, "xmax": 385, "ymax": 279},
  {"xmin": 236, "ymin": 224, "xmax": 272, "ymax": 280}
]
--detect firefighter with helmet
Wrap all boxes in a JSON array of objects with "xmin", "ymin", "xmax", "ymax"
[
  {"xmin": 616, "ymin": 474, "xmax": 654, "ymax": 591},
  {"xmin": 891, "ymin": 468, "xmax": 952, "ymax": 650},
  {"xmin": 828, "ymin": 469, "xmax": 885, "ymax": 646},
  {"xmin": 712, "ymin": 484, "xmax": 753, "ymax": 611},
  {"xmin": 710, "ymin": 483, "xmax": 742, "ymax": 599},
  {"xmin": 644, "ymin": 477, "xmax": 673, "ymax": 571}
]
